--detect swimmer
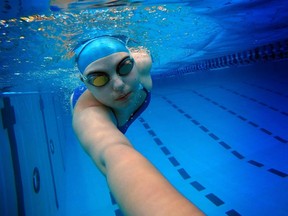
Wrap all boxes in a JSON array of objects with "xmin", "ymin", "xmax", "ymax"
[{"xmin": 71, "ymin": 35, "xmax": 204, "ymax": 216}]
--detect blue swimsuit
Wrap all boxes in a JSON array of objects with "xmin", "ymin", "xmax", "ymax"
[{"xmin": 71, "ymin": 85, "xmax": 151, "ymax": 134}]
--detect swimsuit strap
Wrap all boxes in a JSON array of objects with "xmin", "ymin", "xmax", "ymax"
[
  {"xmin": 118, "ymin": 88, "xmax": 151, "ymax": 134},
  {"xmin": 71, "ymin": 85, "xmax": 87, "ymax": 109}
]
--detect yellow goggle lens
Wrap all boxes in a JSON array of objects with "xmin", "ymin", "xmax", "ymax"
[{"xmin": 92, "ymin": 75, "xmax": 109, "ymax": 87}]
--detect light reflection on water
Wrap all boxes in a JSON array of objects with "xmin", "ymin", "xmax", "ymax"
[
  {"xmin": 1, "ymin": 4, "xmax": 218, "ymax": 93},
  {"xmin": 0, "ymin": 1, "xmax": 288, "ymax": 95}
]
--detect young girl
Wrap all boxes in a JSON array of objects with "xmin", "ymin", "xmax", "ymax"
[{"xmin": 71, "ymin": 35, "xmax": 204, "ymax": 216}]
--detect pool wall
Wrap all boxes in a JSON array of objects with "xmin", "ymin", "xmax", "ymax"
[{"xmin": 0, "ymin": 92, "xmax": 66, "ymax": 216}]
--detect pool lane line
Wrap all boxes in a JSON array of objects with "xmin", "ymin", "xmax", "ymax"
[
  {"xmin": 109, "ymin": 192, "xmax": 124, "ymax": 216},
  {"xmin": 242, "ymin": 81, "xmax": 288, "ymax": 99},
  {"xmin": 137, "ymin": 117, "xmax": 241, "ymax": 216},
  {"xmin": 191, "ymin": 90, "xmax": 288, "ymax": 144},
  {"xmin": 39, "ymin": 96, "xmax": 60, "ymax": 209},
  {"xmin": 1, "ymin": 97, "xmax": 26, "ymax": 216},
  {"xmin": 162, "ymin": 96, "xmax": 288, "ymax": 178},
  {"xmin": 218, "ymin": 85, "xmax": 288, "ymax": 117}
]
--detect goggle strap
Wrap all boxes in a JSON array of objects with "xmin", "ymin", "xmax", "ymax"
[{"xmin": 79, "ymin": 73, "xmax": 87, "ymax": 82}]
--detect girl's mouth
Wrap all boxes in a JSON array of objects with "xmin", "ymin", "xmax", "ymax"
[{"xmin": 115, "ymin": 92, "xmax": 132, "ymax": 101}]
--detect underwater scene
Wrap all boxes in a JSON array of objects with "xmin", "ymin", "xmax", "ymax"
[{"xmin": 1, "ymin": 0, "xmax": 288, "ymax": 215}]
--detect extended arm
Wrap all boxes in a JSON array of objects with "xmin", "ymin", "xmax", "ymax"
[
  {"xmin": 72, "ymin": 95, "xmax": 204, "ymax": 216},
  {"xmin": 103, "ymin": 143, "xmax": 204, "ymax": 216}
]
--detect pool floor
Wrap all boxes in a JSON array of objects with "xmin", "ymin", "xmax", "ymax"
[{"xmin": 64, "ymin": 61, "xmax": 288, "ymax": 216}]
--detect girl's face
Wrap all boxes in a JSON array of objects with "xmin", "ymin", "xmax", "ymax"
[{"xmin": 82, "ymin": 52, "xmax": 141, "ymax": 110}]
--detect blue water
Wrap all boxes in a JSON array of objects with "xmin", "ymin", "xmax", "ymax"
[{"xmin": 1, "ymin": 1, "xmax": 288, "ymax": 216}]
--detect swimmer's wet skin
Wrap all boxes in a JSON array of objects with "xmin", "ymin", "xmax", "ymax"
[
  {"xmin": 71, "ymin": 35, "xmax": 204, "ymax": 216},
  {"xmin": 71, "ymin": 36, "xmax": 151, "ymax": 133}
]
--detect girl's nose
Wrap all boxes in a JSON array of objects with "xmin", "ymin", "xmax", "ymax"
[{"xmin": 112, "ymin": 76, "xmax": 125, "ymax": 91}]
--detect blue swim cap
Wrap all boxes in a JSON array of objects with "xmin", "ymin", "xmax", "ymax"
[{"xmin": 75, "ymin": 36, "xmax": 129, "ymax": 74}]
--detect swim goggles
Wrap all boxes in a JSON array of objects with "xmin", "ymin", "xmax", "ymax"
[{"xmin": 80, "ymin": 56, "xmax": 135, "ymax": 87}]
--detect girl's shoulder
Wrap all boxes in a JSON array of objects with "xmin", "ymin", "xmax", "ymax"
[
  {"xmin": 131, "ymin": 48, "xmax": 153, "ymax": 91},
  {"xmin": 131, "ymin": 48, "xmax": 152, "ymax": 74},
  {"xmin": 71, "ymin": 87, "xmax": 104, "ymax": 114}
]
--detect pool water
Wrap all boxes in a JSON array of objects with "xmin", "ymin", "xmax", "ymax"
[
  {"xmin": 63, "ymin": 61, "xmax": 288, "ymax": 216},
  {"xmin": 1, "ymin": 1, "xmax": 288, "ymax": 216}
]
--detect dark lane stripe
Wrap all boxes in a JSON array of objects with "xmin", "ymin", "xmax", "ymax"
[
  {"xmin": 1, "ymin": 97, "xmax": 26, "ymax": 216},
  {"xmin": 205, "ymin": 193, "xmax": 225, "ymax": 206}
]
